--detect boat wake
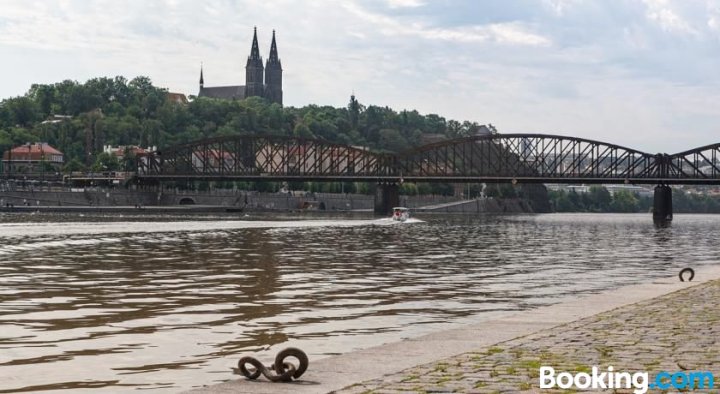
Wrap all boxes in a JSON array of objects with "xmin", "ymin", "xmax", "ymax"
[
  {"xmin": 0, "ymin": 217, "xmax": 423, "ymax": 240},
  {"xmin": 374, "ymin": 217, "xmax": 424, "ymax": 225}
]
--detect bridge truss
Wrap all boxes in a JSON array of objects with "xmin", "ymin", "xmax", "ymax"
[{"xmin": 137, "ymin": 134, "xmax": 720, "ymax": 185}]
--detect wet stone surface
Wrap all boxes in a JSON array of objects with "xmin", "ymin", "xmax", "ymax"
[{"xmin": 339, "ymin": 280, "xmax": 720, "ymax": 394}]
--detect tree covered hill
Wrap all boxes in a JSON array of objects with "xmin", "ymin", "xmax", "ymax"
[{"xmin": 0, "ymin": 76, "xmax": 491, "ymax": 168}]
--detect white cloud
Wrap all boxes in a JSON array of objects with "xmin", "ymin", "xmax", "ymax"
[
  {"xmin": 710, "ymin": 16, "xmax": 719, "ymax": 30},
  {"xmin": 0, "ymin": 0, "xmax": 719, "ymax": 152},
  {"xmin": 387, "ymin": 0, "xmax": 424, "ymax": 9},
  {"xmin": 543, "ymin": 0, "xmax": 582, "ymax": 17},
  {"xmin": 642, "ymin": 0, "xmax": 699, "ymax": 36},
  {"xmin": 708, "ymin": 0, "xmax": 720, "ymax": 31},
  {"xmin": 343, "ymin": 2, "xmax": 551, "ymax": 46}
]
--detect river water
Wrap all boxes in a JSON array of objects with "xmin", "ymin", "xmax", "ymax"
[{"xmin": 0, "ymin": 212, "xmax": 718, "ymax": 392}]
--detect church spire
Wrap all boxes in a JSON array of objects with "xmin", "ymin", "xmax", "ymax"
[
  {"xmin": 249, "ymin": 26, "xmax": 261, "ymax": 60},
  {"xmin": 245, "ymin": 27, "xmax": 265, "ymax": 99},
  {"xmin": 268, "ymin": 30, "xmax": 279, "ymax": 63},
  {"xmin": 199, "ymin": 63, "xmax": 204, "ymax": 88},
  {"xmin": 264, "ymin": 29, "xmax": 283, "ymax": 105}
]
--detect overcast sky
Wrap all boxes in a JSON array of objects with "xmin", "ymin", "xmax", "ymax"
[{"xmin": 1, "ymin": 0, "xmax": 719, "ymax": 152}]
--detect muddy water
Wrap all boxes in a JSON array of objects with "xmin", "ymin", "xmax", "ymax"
[{"xmin": 0, "ymin": 212, "xmax": 718, "ymax": 392}]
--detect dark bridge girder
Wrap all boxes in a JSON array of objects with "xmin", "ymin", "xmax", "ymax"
[
  {"xmin": 137, "ymin": 133, "xmax": 720, "ymax": 216},
  {"xmin": 139, "ymin": 133, "xmax": 720, "ymax": 184}
]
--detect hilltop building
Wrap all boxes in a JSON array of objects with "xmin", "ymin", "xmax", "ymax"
[
  {"xmin": 198, "ymin": 27, "xmax": 283, "ymax": 105},
  {"xmin": 166, "ymin": 92, "xmax": 189, "ymax": 105}
]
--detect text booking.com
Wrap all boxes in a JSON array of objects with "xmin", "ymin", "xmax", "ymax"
[{"xmin": 540, "ymin": 366, "xmax": 714, "ymax": 393}]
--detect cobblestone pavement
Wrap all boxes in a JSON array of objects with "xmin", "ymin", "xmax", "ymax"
[{"xmin": 338, "ymin": 280, "xmax": 720, "ymax": 394}]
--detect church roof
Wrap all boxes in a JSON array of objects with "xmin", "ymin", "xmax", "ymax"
[{"xmin": 198, "ymin": 85, "xmax": 246, "ymax": 100}]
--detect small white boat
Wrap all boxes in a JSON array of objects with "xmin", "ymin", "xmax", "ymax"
[{"xmin": 392, "ymin": 207, "xmax": 410, "ymax": 222}]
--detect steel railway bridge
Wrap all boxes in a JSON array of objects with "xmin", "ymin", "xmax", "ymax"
[{"xmin": 137, "ymin": 134, "xmax": 720, "ymax": 220}]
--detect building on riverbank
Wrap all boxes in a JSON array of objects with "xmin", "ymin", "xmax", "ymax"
[{"xmin": 2, "ymin": 143, "xmax": 64, "ymax": 173}]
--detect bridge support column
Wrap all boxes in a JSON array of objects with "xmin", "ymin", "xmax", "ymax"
[
  {"xmin": 653, "ymin": 185, "xmax": 673, "ymax": 223},
  {"xmin": 374, "ymin": 183, "xmax": 400, "ymax": 216}
]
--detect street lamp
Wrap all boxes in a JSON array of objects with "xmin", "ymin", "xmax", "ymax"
[
  {"xmin": 26, "ymin": 143, "xmax": 31, "ymax": 189},
  {"xmin": 41, "ymin": 143, "xmax": 45, "ymax": 186},
  {"xmin": 6, "ymin": 144, "xmax": 11, "ymax": 179},
  {"xmin": 27, "ymin": 143, "xmax": 32, "ymax": 175}
]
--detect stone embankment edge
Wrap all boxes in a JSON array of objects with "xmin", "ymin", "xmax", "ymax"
[{"xmin": 186, "ymin": 264, "xmax": 720, "ymax": 394}]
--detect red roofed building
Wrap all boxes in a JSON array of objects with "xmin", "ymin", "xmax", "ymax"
[
  {"xmin": 167, "ymin": 92, "xmax": 189, "ymax": 105},
  {"xmin": 2, "ymin": 143, "xmax": 64, "ymax": 173}
]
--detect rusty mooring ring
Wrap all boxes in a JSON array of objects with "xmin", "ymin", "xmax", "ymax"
[
  {"xmin": 236, "ymin": 347, "xmax": 308, "ymax": 382},
  {"xmin": 679, "ymin": 268, "xmax": 695, "ymax": 282}
]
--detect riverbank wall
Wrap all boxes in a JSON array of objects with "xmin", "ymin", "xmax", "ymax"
[{"xmin": 0, "ymin": 189, "xmax": 534, "ymax": 214}]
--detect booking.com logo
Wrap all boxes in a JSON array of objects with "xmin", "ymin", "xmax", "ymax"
[{"xmin": 540, "ymin": 366, "xmax": 714, "ymax": 393}]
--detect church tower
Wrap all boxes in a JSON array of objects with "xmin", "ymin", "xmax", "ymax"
[
  {"xmin": 245, "ymin": 27, "xmax": 265, "ymax": 99},
  {"xmin": 199, "ymin": 63, "xmax": 204, "ymax": 89},
  {"xmin": 264, "ymin": 30, "xmax": 283, "ymax": 105}
]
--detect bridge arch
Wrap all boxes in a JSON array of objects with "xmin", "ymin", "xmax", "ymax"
[
  {"xmin": 666, "ymin": 142, "xmax": 720, "ymax": 181},
  {"xmin": 178, "ymin": 197, "xmax": 196, "ymax": 205},
  {"xmin": 140, "ymin": 135, "xmax": 393, "ymax": 180},
  {"xmin": 396, "ymin": 134, "xmax": 658, "ymax": 183}
]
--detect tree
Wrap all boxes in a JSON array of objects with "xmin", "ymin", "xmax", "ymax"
[
  {"xmin": 28, "ymin": 84, "xmax": 55, "ymax": 117},
  {"xmin": 588, "ymin": 186, "xmax": 612, "ymax": 211},
  {"xmin": 5, "ymin": 96, "xmax": 40, "ymax": 126},
  {"xmin": 63, "ymin": 158, "xmax": 85, "ymax": 173},
  {"xmin": 609, "ymin": 190, "xmax": 639, "ymax": 212},
  {"xmin": 378, "ymin": 128, "xmax": 407, "ymax": 153},
  {"xmin": 447, "ymin": 120, "xmax": 462, "ymax": 138},
  {"xmin": 0, "ymin": 130, "xmax": 13, "ymax": 156},
  {"xmin": 91, "ymin": 152, "xmax": 120, "ymax": 172},
  {"xmin": 121, "ymin": 148, "xmax": 137, "ymax": 171},
  {"xmin": 0, "ymin": 73, "xmax": 507, "ymax": 191},
  {"xmin": 293, "ymin": 123, "xmax": 314, "ymax": 139},
  {"xmin": 348, "ymin": 94, "xmax": 362, "ymax": 130}
]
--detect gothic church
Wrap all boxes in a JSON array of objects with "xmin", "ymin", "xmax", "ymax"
[{"xmin": 198, "ymin": 27, "xmax": 283, "ymax": 105}]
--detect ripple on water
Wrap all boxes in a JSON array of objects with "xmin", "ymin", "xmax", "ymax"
[{"xmin": 0, "ymin": 213, "xmax": 718, "ymax": 392}]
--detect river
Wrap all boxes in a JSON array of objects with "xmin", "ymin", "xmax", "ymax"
[{"xmin": 0, "ymin": 212, "xmax": 718, "ymax": 392}]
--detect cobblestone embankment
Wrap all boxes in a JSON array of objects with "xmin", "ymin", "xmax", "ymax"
[{"xmin": 340, "ymin": 280, "xmax": 720, "ymax": 394}]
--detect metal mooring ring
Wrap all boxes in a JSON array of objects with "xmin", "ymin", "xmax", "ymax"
[
  {"xmin": 237, "ymin": 356, "xmax": 263, "ymax": 380},
  {"xmin": 679, "ymin": 268, "xmax": 695, "ymax": 282},
  {"xmin": 236, "ymin": 347, "xmax": 309, "ymax": 382},
  {"xmin": 273, "ymin": 347, "xmax": 309, "ymax": 379}
]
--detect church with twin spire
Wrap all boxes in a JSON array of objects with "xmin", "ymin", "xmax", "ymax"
[{"xmin": 198, "ymin": 27, "xmax": 283, "ymax": 105}]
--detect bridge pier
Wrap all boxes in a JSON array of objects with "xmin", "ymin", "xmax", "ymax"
[
  {"xmin": 653, "ymin": 185, "xmax": 673, "ymax": 223},
  {"xmin": 374, "ymin": 183, "xmax": 399, "ymax": 216}
]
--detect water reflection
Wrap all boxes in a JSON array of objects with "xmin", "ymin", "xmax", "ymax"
[{"xmin": 0, "ymin": 213, "xmax": 719, "ymax": 392}]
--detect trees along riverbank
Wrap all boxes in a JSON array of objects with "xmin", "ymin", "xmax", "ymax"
[
  {"xmin": 5, "ymin": 76, "xmax": 718, "ymax": 214},
  {"xmin": 548, "ymin": 186, "xmax": 720, "ymax": 213},
  {"xmin": 0, "ymin": 76, "xmax": 491, "ymax": 171}
]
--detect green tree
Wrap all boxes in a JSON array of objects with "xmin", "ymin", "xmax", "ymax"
[
  {"xmin": 5, "ymin": 96, "xmax": 41, "ymax": 126},
  {"xmin": 348, "ymin": 94, "xmax": 362, "ymax": 130},
  {"xmin": 63, "ymin": 158, "xmax": 86, "ymax": 173},
  {"xmin": 378, "ymin": 128, "xmax": 407, "ymax": 153},
  {"xmin": 91, "ymin": 152, "xmax": 120, "ymax": 172},
  {"xmin": 121, "ymin": 148, "xmax": 137, "ymax": 171},
  {"xmin": 588, "ymin": 186, "xmax": 612, "ymax": 211},
  {"xmin": 609, "ymin": 190, "xmax": 639, "ymax": 212}
]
